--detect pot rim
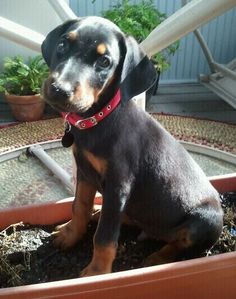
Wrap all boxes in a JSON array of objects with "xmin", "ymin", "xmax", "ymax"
[{"xmin": 5, "ymin": 93, "xmax": 44, "ymax": 104}]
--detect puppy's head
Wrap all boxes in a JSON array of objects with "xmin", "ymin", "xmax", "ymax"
[{"xmin": 42, "ymin": 16, "xmax": 155, "ymax": 113}]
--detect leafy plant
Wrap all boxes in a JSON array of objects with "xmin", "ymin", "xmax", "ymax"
[
  {"xmin": 0, "ymin": 55, "xmax": 49, "ymax": 96},
  {"xmin": 102, "ymin": 0, "xmax": 179, "ymax": 72}
]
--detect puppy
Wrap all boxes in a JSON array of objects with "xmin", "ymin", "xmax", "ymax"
[{"xmin": 42, "ymin": 16, "xmax": 223, "ymax": 277}]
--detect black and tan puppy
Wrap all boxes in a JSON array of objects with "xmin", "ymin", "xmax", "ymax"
[{"xmin": 42, "ymin": 17, "xmax": 223, "ymax": 277}]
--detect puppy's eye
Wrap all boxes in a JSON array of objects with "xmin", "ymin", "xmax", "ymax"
[
  {"xmin": 57, "ymin": 39, "xmax": 68, "ymax": 55},
  {"xmin": 96, "ymin": 55, "xmax": 112, "ymax": 69}
]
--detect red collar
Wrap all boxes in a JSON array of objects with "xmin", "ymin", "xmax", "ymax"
[{"xmin": 61, "ymin": 89, "xmax": 121, "ymax": 130}]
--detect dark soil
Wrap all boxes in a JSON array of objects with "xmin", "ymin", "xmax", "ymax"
[{"xmin": 0, "ymin": 192, "xmax": 235, "ymax": 288}]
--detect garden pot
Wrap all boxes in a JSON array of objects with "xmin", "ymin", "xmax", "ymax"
[
  {"xmin": 5, "ymin": 94, "xmax": 45, "ymax": 122},
  {"xmin": 0, "ymin": 174, "xmax": 235, "ymax": 299}
]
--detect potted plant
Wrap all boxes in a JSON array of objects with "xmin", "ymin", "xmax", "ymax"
[
  {"xmin": 0, "ymin": 173, "xmax": 236, "ymax": 298},
  {"xmin": 102, "ymin": 0, "xmax": 180, "ymax": 92},
  {"xmin": 0, "ymin": 55, "xmax": 49, "ymax": 122}
]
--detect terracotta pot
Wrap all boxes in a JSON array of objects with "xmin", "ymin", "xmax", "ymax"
[
  {"xmin": 0, "ymin": 174, "xmax": 235, "ymax": 299},
  {"xmin": 209, "ymin": 172, "xmax": 236, "ymax": 193},
  {"xmin": 5, "ymin": 94, "xmax": 45, "ymax": 122}
]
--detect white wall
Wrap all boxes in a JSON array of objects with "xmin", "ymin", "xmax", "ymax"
[{"xmin": 0, "ymin": 0, "xmax": 68, "ymax": 70}]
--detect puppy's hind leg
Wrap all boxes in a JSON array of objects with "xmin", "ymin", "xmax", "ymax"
[{"xmin": 144, "ymin": 200, "xmax": 223, "ymax": 266}]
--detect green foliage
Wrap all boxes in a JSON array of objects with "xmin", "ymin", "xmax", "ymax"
[
  {"xmin": 102, "ymin": 0, "xmax": 179, "ymax": 72},
  {"xmin": 0, "ymin": 55, "xmax": 49, "ymax": 96}
]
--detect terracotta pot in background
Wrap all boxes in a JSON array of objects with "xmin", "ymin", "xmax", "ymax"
[
  {"xmin": 5, "ymin": 94, "xmax": 45, "ymax": 122},
  {"xmin": 0, "ymin": 174, "xmax": 235, "ymax": 299}
]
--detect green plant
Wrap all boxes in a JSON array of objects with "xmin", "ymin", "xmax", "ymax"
[
  {"xmin": 102, "ymin": 0, "xmax": 179, "ymax": 72},
  {"xmin": 0, "ymin": 55, "xmax": 49, "ymax": 96}
]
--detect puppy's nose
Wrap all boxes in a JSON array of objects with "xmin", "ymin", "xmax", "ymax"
[{"xmin": 51, "ymin": 81, "xmax": 73, "ymax": 98}]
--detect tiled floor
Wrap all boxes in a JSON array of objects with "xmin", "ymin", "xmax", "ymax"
[
  {"xmin": 0, "ymin": 147, "xmax": 73, "ymax": 209},
  {"xmin": 1, "ymin": 144, "xmax": 236, "ymax": 209}
]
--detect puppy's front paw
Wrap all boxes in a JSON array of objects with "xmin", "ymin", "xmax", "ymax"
[
  {"xmin": 144, "ymin": 244, "xmax": 177, "ymax": 266},
  {"xmin": 144, "ymin": 252, "xmax": 168, "ymax": 267},
  {"xmin": 80, "ymin": 262, "xmax": 111, "ymax": 277},
  {"xmin": 52, "ymin": 220, "xmax": 83, "ymax": 250}
]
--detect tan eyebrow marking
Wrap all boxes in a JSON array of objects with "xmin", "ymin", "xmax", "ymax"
[
  {"xmin": 68, "ymin": 31, "xmax": 78, "ymax": 41},
  {"xmin": 97, "ymin": 43, "xmax": 107, "ymax": 55}
]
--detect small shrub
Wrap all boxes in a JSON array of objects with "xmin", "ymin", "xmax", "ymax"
[
  {"xmin": 102, "ymin": 0, "xmax": 179, "ymax": 72},
  {"xmin": 0, "ymin": 55, "xmax": 49, "ymax": 96}
]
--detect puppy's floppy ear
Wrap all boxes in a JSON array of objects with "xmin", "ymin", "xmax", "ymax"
[
  {"xmin": 120, "ymin": 36, "xmax": 157, "ymax": 102},
  {"xmin": 120, "ymin": 36, "xmax": 145, "ymax": 82},
  {"xmin": 41, "ymin": 19, "xmax": 79, "ymax": 67}
]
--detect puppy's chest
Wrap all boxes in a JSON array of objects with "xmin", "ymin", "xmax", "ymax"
[
  {"xmin": 75, "ymin": 146, "xmax": 108, "ymax": 190},
  {"xmin": 83, "ymin": 150, "xmax": 107, "ymax": 177}
]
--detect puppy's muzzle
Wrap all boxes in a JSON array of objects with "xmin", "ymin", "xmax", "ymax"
[
  {"xmin": 44, "ymin": 75, "xmax": 74, "ymax": 104},
  {"xmin": 51, "ymin": 81, "xmax": 72, "ymax": 97}
]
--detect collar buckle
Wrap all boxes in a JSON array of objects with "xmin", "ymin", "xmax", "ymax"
[{"xmin": 75, "ymin": 116, "xmax": 97, "ymax": 129}]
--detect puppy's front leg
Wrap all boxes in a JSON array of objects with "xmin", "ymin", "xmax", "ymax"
[
  {"xmin": 53, "ymin": 181, "xmax": 96, "ymax": 250},
  {"xmin": 80, "ymin": 181, "xmax": 131, "ymax": 277}
]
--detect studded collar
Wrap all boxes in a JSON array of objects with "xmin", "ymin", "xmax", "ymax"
[{"xmin": 61, "ymin": 89, "xmax": 121, "ymax": 130}]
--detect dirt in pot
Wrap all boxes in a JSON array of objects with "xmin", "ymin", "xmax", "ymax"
[{"xmin": 0, "ymin": 192, "xmax": 235, "ymax": 288}]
